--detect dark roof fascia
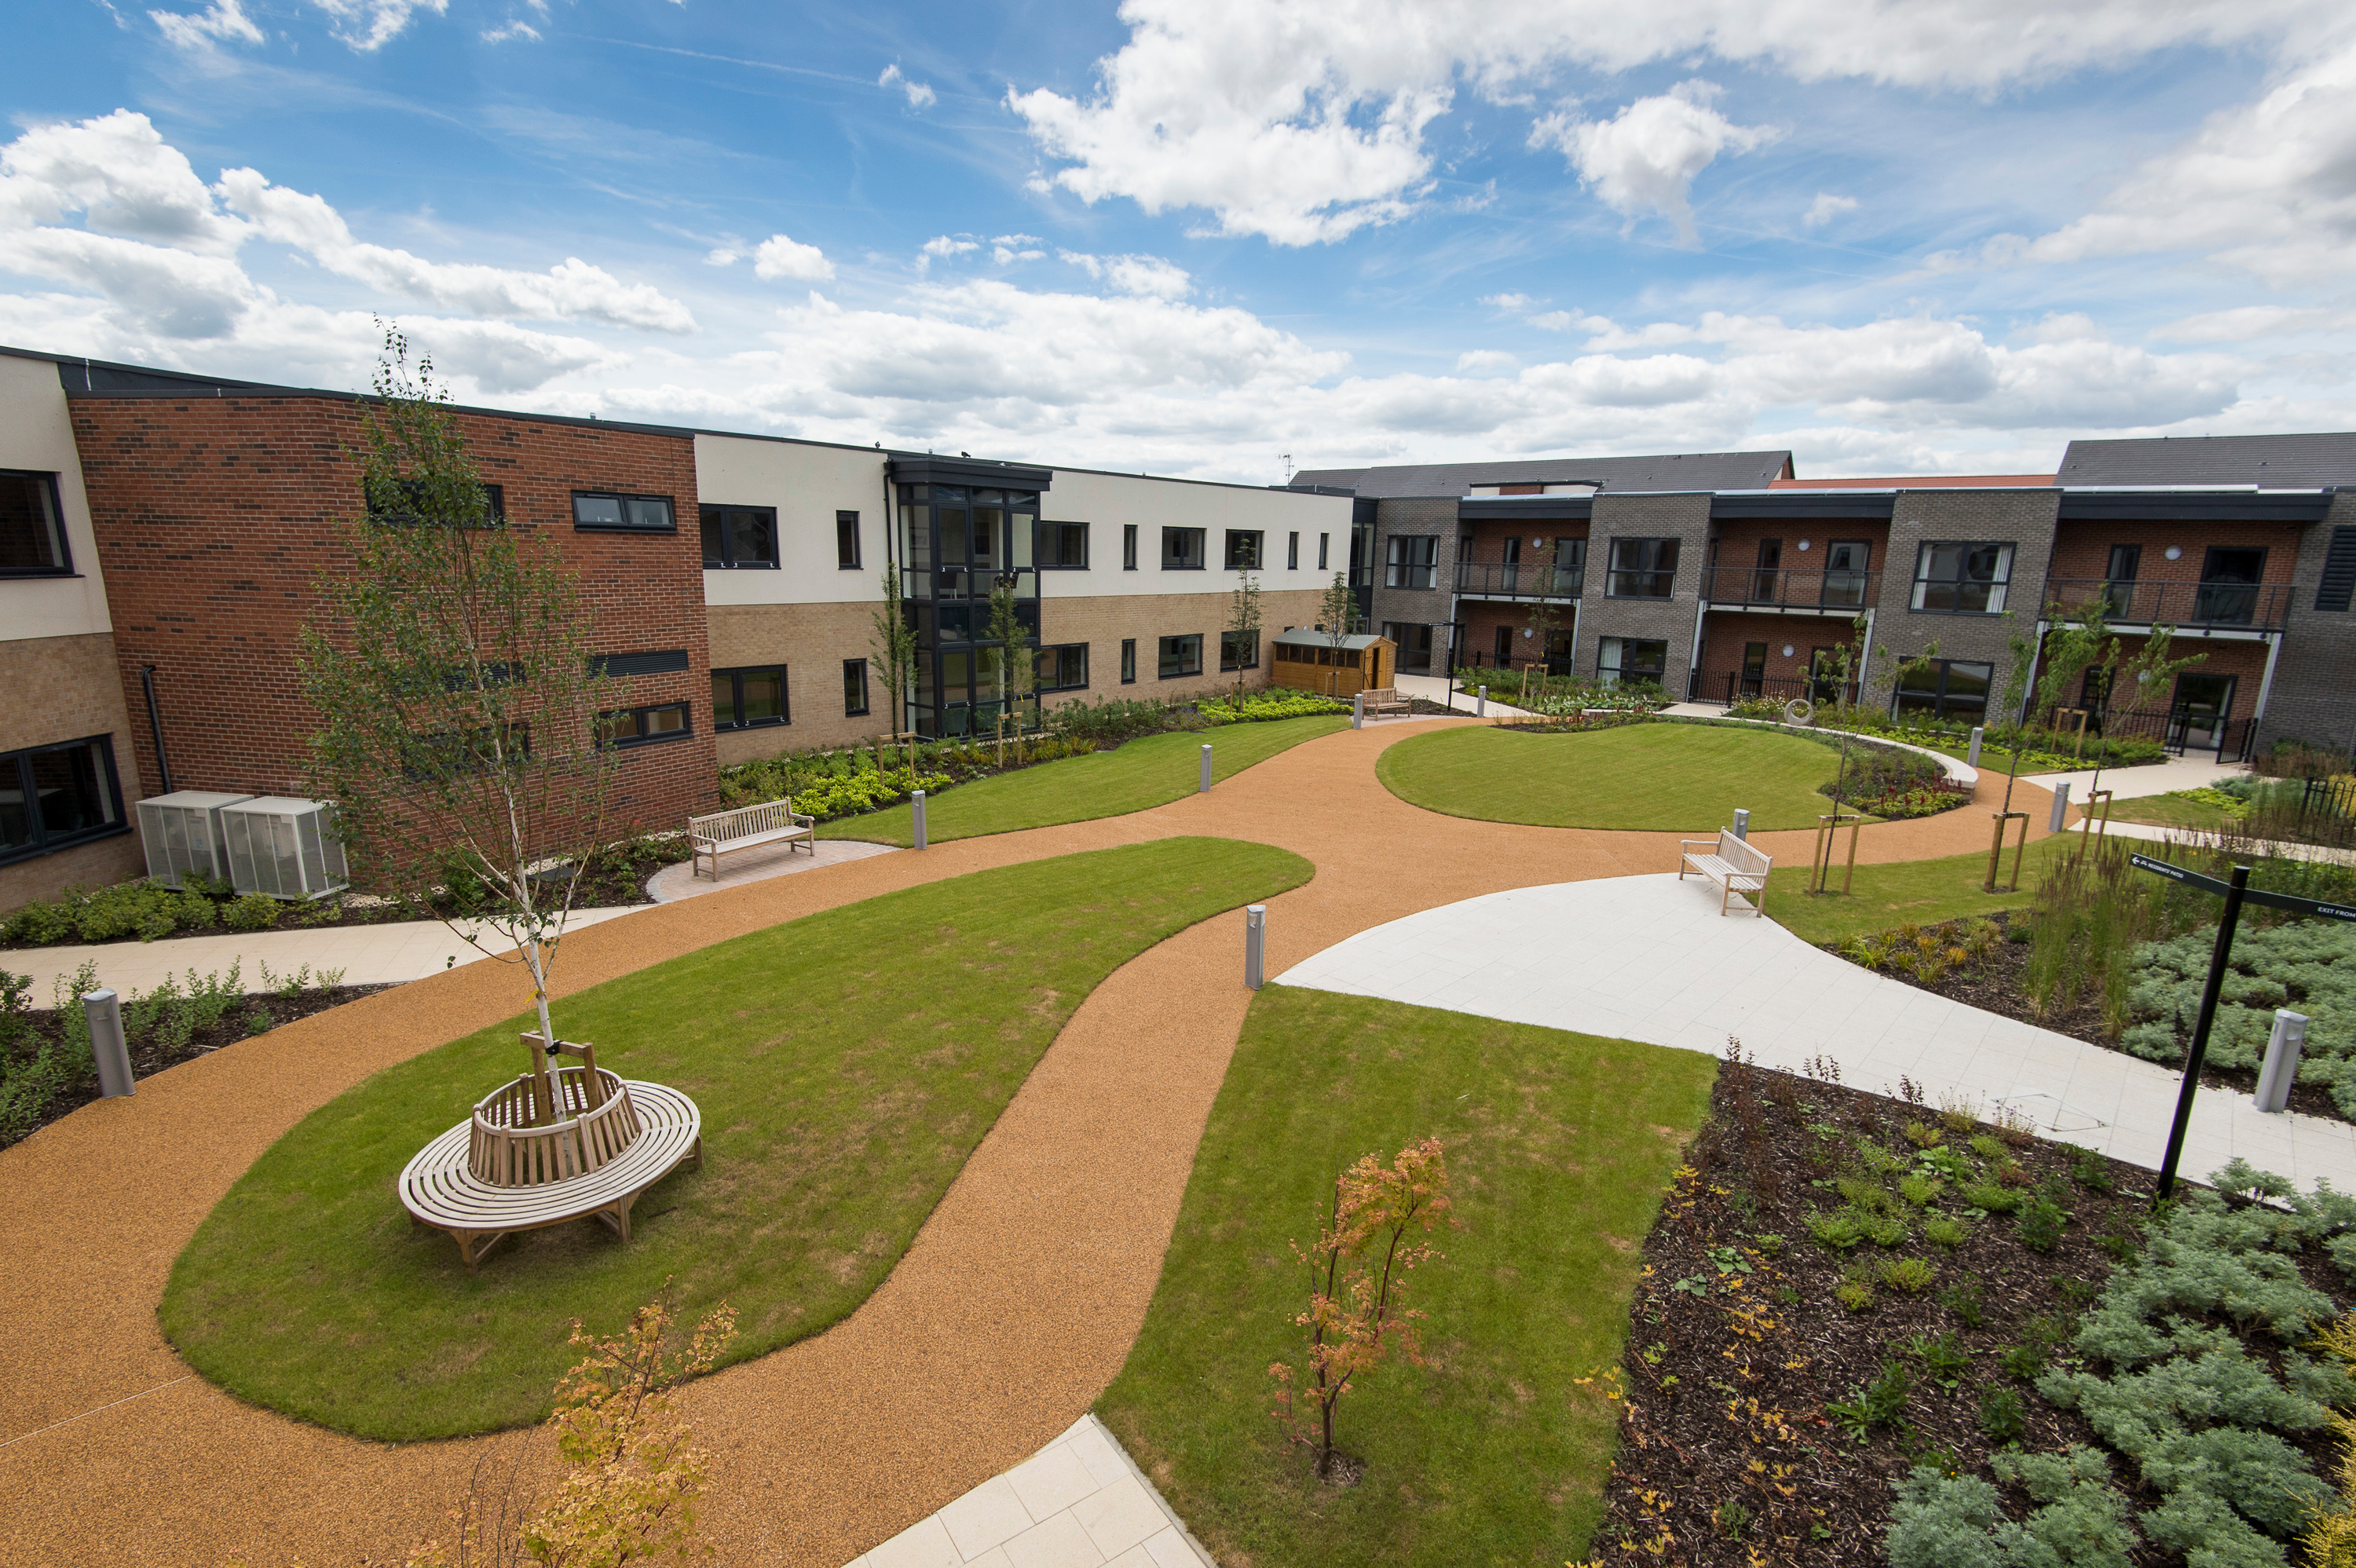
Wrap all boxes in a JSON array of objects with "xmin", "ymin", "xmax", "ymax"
[
  {"xmin": 1458, "ymin": 497, "xmax": 1595, "ymax": 521},
  {"xmin": 1711, "ymin": 492, "xmax": 1897, "ymax": 521},
  {"xmin": 887, "ymin": 455, "xmax": 1054, "ymax": 491},
  {"xmin": 1282, "ymin": 483, "xmax": 1358, "ymax": 497},
  {"xmin": 2056, "ymin": 489, "xmax": 2336, "ymax": 524}
]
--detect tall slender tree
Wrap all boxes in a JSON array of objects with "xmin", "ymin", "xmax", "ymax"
[
  {"xmin": 1318, "ymin": 571, "xmax": 1364, "ymax": 698},
  {"xmin": 1227, "ymin": 568, "xmax": 1264, "ymax": 703},
  {"xmin": 869, "ymin": 565, "xmax": 920, "ymax": 779},
  {"xmin": 1517, "ymin": 539, "xmax": 1564, "ymax": 706},
  {"xmin": 984, "ymin": 581, "xmax": 1034, "ymax": 766}
]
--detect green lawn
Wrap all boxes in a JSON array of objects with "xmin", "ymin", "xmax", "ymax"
[
  {"xmin": 818, "ymin": 715, "xmax": 1349, "ymax": 846},
  {"xmin": 1096, "ymin": 985, "xmax": 1716, "ymax": 1568},
  {"xmin": 2109, "ymin": 792, "xmax": 2241, "ymax": 832},
  {"xmin": 1766, "ymin": 832, "xmax": 2082, "ymax": 945},
  {"xmin": 161, "ymin": 838, "xmax": 1312, "ymax": 1441},
  {"xmin": 1376, "ymin": 722, "xmax": 1847, "ymax": 830}
]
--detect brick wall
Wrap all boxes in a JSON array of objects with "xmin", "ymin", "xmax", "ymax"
[
  {"xmin": 1035, "ymin": 587, "xmax": 1323, "ymax": 709},
  {"xmin": 2259, "ymin": 495, "xmax": 2356, "ymax": 753},
  {"xmin": 1578, "ymin": 493, "xmax": 1713, "ymax": 689},
  {"xmin": 1693, "ymin": 612, "xmax": 1860, "ymax": 700},
  {"xmin": 0, "ymin": 631, "xmax": 148, "ymax": 908},
  {"xmin": 71, "ymin": 393, "xmax": 718, "ymax": 851},
  {"xmin": 1867, "ymin": 490, "xmax": 2061, "ymax": 713},
  {"xmin": 1368, "ymin": 497, "xmax": 1460, "ymax": 667}
]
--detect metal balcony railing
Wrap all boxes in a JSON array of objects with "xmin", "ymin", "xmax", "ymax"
[
  {"xmin": 2046, "ymin": 578, "xmax": 2292, "ymax": 630},
  {"xmin": 1454, "ymin": 561, "xmax": 1583, "ymax": 599},
  {"xmin": 1701, "ymin": 566, "xmax": 1881, "ymax": 612}
]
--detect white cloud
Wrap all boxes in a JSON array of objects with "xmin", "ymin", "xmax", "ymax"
[
  {"xmin": 151, "ymin": 0, "xmax": 264, "ymax": 49},
  {"xmin": 1007, "ymin": 0, "xmax": 2335, "ymax": 246},
  {"xmin": 1457, "ymin": 349, "xmax": 1518, "ymax": 372},
  {"xmin": 481, "ymin": 19, "xmax": 540, "ymax": 43},
  {"xmin": 1803, "ymin": 192, "xmax": 1859, "ymax": 228},
  {"xmin": 306, "ymin": 0, "xmax": 447, "ymax": 51},
  {"xmin": 1531, "ymin": 82, "xmax": 1777, "ymax": 245},
  {"xmin": 1479, "ymin": 292, "xmax": 1533, "ymax": 312},
  {"xmin": 750, "ymin": 232, "xmax": 833, "ymax": 282},
  {"xmin": 1107, "ymin": 256, "xmax": 1192, "ymax": 298},
  {"xmin": 920, "ymin": 235, "xmax": 979, "ymax": 258},
  {"xmin": 705, "ymin": 247, "xmax": 741, "ymax": 267},
  {"xmin": 879, "ymin": 64, "xmax": 938, "ymax": 111}
]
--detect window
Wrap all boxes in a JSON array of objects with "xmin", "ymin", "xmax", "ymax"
[
  {"xmin": 1384, "ymin": 621, "xmax": 1435, "ymax": 671},
  {"xmin": 1158, "ymin": 634, "xmax": 1203, "ymax": 678},
  {"xmin": 836, "ymin": 510, "xmax": 862, "ymax": 568},
  {"xmin": 2320, "ymin": 528, "xmax": 2356, "ymax": 613},
  {"xmin": 0, "ymin": 735, "xmax": 126, "ymax": 864},
  {"xmin": 367, "ymin": 478, "xmax": 506, "ymax": 529},
  {"xmin": 1039, "ymin": 521, "xmax": 1089, "ymax": 568},
  {"xmin": 0, "ymin": 470, "xmax": 70, "ymax": 576},
  {"xmin": 1597, "ymin": 637, "xmax": 1668, "ymax": 686},
  {"xmin": 1894, "ymin": 658, "xmax": 1994, "ymax": 721},
  {"xmin": 1220, "ymin": 630, "xmax": 1259, "ymax": 671},
  {"xmin": 1494, "ymin": 624, "xmax": 1513, "ymax": 663},
  {"xmin": 1740, "ymin": 641, "xmax": 1768, "ymax": 696},
  {"xmin": 590, "ymin": 649, "xmax": 691, "ymax": 678},
  {"xmin": 1287, "ymin": 532, "xmax": 1300, "ymax": 571},
  {"xmin": 573, "ymin": 492, "xmax": 676, "ymax": 532},
  {"xmin": 1385, "ymin": 535, "xmax": 1439, "ymax": 589},
  {"xmin": 843, "ymin": 659, "xmax": 869, "ymax": 717},
  {"xmin": 1123, "ymin": 524, "xmax": 1139, "ymax": 571},
  {"xmin": 1162, "ymin": 527, "xmax": 1205, "ymax": 570},
  {"xmin": 1036, "ymin": 643, "xmax": 1088, "ymax": 691},
  {"xmin": 1606, "ymin": 538, "xmax": 1679, "ymax": 598},
  {"xmin": 1224, "ymin": 530, "xmax": 1264, "ymax": 570},
  {"xmin": 1121, "ymin": 638, "xmax": 1137, "ymax": 684},
  {"xmin": 700, "ymin": 506, "xmax": 779, "ymax": 569},
  {"xmin": 2197, "ymin": 546, "xmax": 2266, "ymax": 624},
  {"xmin": 601, "ymin": 700, "xmax": 693, "ymax": 747},
  {"xmin": 1910, "ymin": 542, "xmax": 2013, "ymax": 614},
  {"xmin": 711, "ymin": 666, "xmax": 788, "ymax": 731},
  {"xmin": 1318, "ymin": 532, "xmax": 1330, "ymax": 570}
]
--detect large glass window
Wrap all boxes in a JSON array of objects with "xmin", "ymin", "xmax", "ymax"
[
  {"xmin": 1162, "ymin": 528, "xmax": 1205, "ymax": 570},
  {"xmin": 1158, "ymin": 634, "xmax": 1203, "ymax": 678},
  {"xmin": 1605, "ymin": 538, "xmax": 1678, "ymax": 598},
  {"xmin": 1894, "ymin": 658, "xmax": 1994, "ymax": 721},
  {"xmin": 1037, "ymin": 644, "xmax": 1088, "ymax": 691},
  {"xmin": 1, "ymin": 736, "xmax": 125, "ymax": 864},
  {"xmin": 573, "ymin": 492, "xmax": 676, "ymax": 532},
  {"xmin": 701, "ymin": 506, "xmax": 778, "ymax": 568},
  {"xmin": 1385, "ymin": 535, "xmax": 1439, "ymax": 589},
  {"xmin": 1597, "ymin": 637, "xmax": 1668, "ymax": 686},
  {"xmin": 1040, "ymin": 522, "xmax": 1088, "ymax": 568},
  {"xmin": 1224, "ymin": 529, "xmax": 1263, "ymax": 570},
  {"xmin": 1220, "ymin": 630, "xmax": 1259, "ymax": 671},
  {"xmin": 712, "ymin": 666, "xmax": 788, "ymax": 731},
  {"xmin": 1910, "ymin": 542, "xmax": 2013, "ymax": 614},
  {"xmin": 0, "ymin": 470, "xmax": 71, "ymax": 576}
]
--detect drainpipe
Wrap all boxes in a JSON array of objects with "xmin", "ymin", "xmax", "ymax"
[
  {"xmin": 1854, "ymin": 609, "xmax": 1877, "ymax": 711},
  {"xmin": 2252, "ymin": 629, "xmax": 2283, "ymax": 751},
  {"xmin": 140, "ymin": 664, "xmax": 174, "ymax": 794},
  {"xmin": 2019, "ymin": 618, "xmax": 2048, "ymax": 726}
]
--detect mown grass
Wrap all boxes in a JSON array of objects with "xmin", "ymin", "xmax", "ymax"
[
  {"xmin": 818, "ymin": 715, "xmax": 1349, "ymax": 846},
  {"xmin": 1096, "ymin": 985, "xmax": 1716, "ymax": 1568},
  {"xmin": 162, "ymin": 838, "xmax": 1312, "ymax": 1441},
  {"xmin": 1765, "ymin": 832, "xmax": 2081, "ymax": 945},
  {"xmin": 1376, "ymin": 722, "xmax": 1849, "ymax": 831}
]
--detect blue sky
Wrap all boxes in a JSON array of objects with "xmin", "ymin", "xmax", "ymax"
[{"xmin": 2, "ymin": 0, "xmax": 2352, "ymax": 482}]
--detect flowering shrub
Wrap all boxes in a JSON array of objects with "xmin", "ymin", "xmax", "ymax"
[
  {"xmin": 1197, "ymin": 693, "xmax": 1349, "ymax": 725},
  {"xmin": 779, "ymin": 769, "xmax": 951, "ymax": 821},
  {"xmin": 1856, "ymin": 785, "xmax": 1972, "ymax": 821}
]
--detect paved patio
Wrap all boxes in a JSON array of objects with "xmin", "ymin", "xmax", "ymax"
[{"xmin": 646, "ymin": 837, "xmax": 898, "ymax": 902}]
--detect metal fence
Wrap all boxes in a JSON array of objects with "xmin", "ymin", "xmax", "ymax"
[
  {"xmin": 1454, "ymin": 561, "xmax": 1583, "ymax": 599},
  {"xmin": 1699, "ymin": 567, "xmax": 1880, "ymax": 612},
  {"xmin": 2046, "ymin": 577, "xmax": 2293, "ymax": 630}
]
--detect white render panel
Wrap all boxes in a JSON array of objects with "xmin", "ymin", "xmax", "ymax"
[
  {"xmin": 1036, "ymin": 467, "xmax": 1351, "ymax": 601},
  {"xmin": 0, "ymin": 351, "xmax": 112, "ymax": 641},
  {"xmin": 696, "ymin": 433, "xmax": 891, "ymax": 608}
]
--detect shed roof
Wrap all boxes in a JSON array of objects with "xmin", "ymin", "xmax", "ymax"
[{"xmin": 1272, "ymin": 628, "xmax": 1391, "ymax": 649}]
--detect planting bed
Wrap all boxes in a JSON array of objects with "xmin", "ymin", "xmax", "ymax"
[{"xmin": 1584, "ymin": 1053, "xmax": 2356, "ymax": 1566}]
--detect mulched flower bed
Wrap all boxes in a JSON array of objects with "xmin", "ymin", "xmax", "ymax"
[
  {"xmin": 1579, "ymin": 1051, "xmax": 2351, "ymax": 1566},
  {"xmin": 3, "ymin": 984, "xmax": 386, "ymax": 1149}
]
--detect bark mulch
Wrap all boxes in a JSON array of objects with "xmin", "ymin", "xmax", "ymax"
[{"xmin": 1581, "ymin": 1051, "xmax": 2353, "ymax": 1566}]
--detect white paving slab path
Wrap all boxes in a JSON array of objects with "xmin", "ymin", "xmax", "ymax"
[
  {"xmin": 1277, "ymin": 872, "xmax": 2356, "ymax": 1189},
  {"xmin": 845, "ymin": 1415, "xmax": 1212, "ymax": 1568}
]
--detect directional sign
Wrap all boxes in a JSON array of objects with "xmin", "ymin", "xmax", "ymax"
[{"xmin": 2130, "ymin": 853, "xmax": 2356, "ymax": 923}]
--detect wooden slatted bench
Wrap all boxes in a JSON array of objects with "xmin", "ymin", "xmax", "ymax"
[
  {"xmin": 1359, "ymin": 687, "xmax": 1412, "ymax": 717},
  {"xmin": 689, "ymin": 797, "xmax": 814, "ymax": 881},
  {"xmin": 398, "ymin": 1033, "xmax": 704, "ymax": 1270},
  {"xmin": 1678, "ymin": 828, "xmax": 1773, "ymax": 917}
]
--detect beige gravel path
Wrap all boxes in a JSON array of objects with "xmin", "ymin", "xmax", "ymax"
[{"xmin": 0, "ymin": 718, "xmax": 2059, "ymax": 1567}]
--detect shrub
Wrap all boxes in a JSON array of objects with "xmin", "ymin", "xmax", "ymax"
[
  {"xmin": 1978, "ymin": 1387, "xmax": 2026, "ymax": 1445},
  {"xmin": 1900, "ymin": 1173, "xmax": 1945, "ymax": 1208},
  {"xmin": 1829, "ymin": 1359, "xmax": 1910, "ymax": 1439},
  {"xmin": 1810, "ymin": 1208, "xmax": 1868, "ymax": 1251},
  {"xmin": 1882, "ymin": 1256, "xmax": 1937, "ymax": 1294},
  {"xmin": 1963, "ymin": 1182, "xmax": 2023, "ymax": 1215},
  {"xmin": 222, "ymin": 894, "xmax": 284, "ymax": 933},
  {"xmin": 1195, "ymin": 692, "xmax": 1348, "ymax": 725},
  {"xmin": 1926, "ymin": 1216, "xmax": 1969, "ymax": 1250},
  {"xmin": 2016, "ymin": 1186, "xmax": 2071, "ymax": 1254}
]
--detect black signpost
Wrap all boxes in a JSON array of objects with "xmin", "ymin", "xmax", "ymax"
[{"xmin": 2129, "ymin": 853, "xmax": 2356, "ymax": 1202}]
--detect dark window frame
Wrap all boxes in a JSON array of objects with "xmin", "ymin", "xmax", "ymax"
[
  {"xmin": 366, "ymin": 478, "xmax": 507, "ymax": 532},
  {"xmin": 1038, "ymin": 521, "xmax": 1090, "ymax": 569},
  {"xmin": 1596, "ymin": 635, "xmax": 1669, "ymax": 685},
  {"xmin": 1123, "ymin": 524, "xmax": 1139, "ymax": 572},
  {"xmin": 1317, "ymin": 532, "xmax": 1330, "ymax": 570},
  {"xmin": 1220, "ymin": 629, "xmax": 1260, "ymax": 671},
  {"xmin": 1158, "ymin": 633, "xmax": 1203, "ymax": 679},
  {"xmin": 1120, "ymin": 638, "xmax": 1137, "ymax": 684},
  {"xmin": 842, "ymin": 658, "xmax": 869, "ymax": 717},
  {"xmin": 1224, "ymin": 528, "xmax": 1264, "ymax": 571},
  {"xmin": 1909, "ymin": 541, "xmax": 2014, "ymax": 616},
  {"xmin": 1893, "ymin": 656, "xmax": 1996, "ymax": 721},
  {"xmin": 836, "ymin": 510, "xmax": 862, "ymax": 569},
  {"xmin": 1604, "ymin": 537, "xmax": 1680, "ymax": 599},
  {"xmin": 573, "ymin": 491, "xmax": 679, "ymax": 533},
  {"xmin": 600, "ymin": 699, "xmax": 695, "ymax": 748},
  {"xmin": 1287, "ymin": 532, "xmax": 1300, "ymax": 571},
  {"xmin": 1385, "ymin": 535, "xmax": 1440, "ymax": 590},
  {"xmin": 710, "ymin": 664, "xmax": 789, "ymax": 733},
  {"xmin": 1036, "ymin": 642, "xmax": 1089, "ymax": 692},
  {"xmin": 0, "ymin": 470, "xmax": 71, "ymax": 577},
  {"xmin": 0, "ymin": 733, "xmax": 128, "ymax": 865},
  {"xmin": 1162, "ymin": 527, "xmax": 1205, "ymax": 571},
  {"xmin": 700, "ymin": 504, "xmax": 781, "ymax": 570}
]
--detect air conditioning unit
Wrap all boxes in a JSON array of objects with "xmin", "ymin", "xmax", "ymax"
[
  {"xmin": 135, "ymin": 791, "xmax": 255, "ymax": 888},
  {"xmin": 221, "ymin": 797, "xmax": 350, "ymax": 900}
]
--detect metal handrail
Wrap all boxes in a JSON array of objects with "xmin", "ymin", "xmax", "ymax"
[
  {"xmin": 1700, "ymin": 566, "xmax": 1880, "ymax": 610},
  {"xmin": 2046, "ymin": 578, "xmax": 2292, "ymax": 630},
  {"xmin": 1454, "ymin": 561, "xmax": 1583, "ymax": 598}
]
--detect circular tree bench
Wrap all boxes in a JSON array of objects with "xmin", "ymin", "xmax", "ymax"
[{"xmin": 398, "ymin": 1037, "xmax": 704, "ymax": 1270}]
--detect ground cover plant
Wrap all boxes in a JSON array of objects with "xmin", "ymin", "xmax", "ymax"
[
  {"xmin": 1376, "ymin": 721, "xmax": 1927, "ymax": 832},
  {"xmin": 1579, "ymin": 1052, "xmax": 2356, "ymax": 1566},
  {"xmin": 814, "ymin": 712, "xmax": 1347, "ymax": 846},
  {"xmin": 1096, "ymin": 985, "xmax": 1717, "ymax": 1568},
  {"xmin": 163, "ymin": 837, "xmax": 1312, "ymax": 1440},
  {"xmin": 1, "ymin": 959, "xmax": 374, "ymax": 1149}
]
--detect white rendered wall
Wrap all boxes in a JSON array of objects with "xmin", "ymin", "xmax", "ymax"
[
  {"xmin": 0, "ymin": 351, "xmax": 112, "ymax": 642},
  {"xmin": 695, "ymin": 433, "xmax": 891, "ymax": 608}
]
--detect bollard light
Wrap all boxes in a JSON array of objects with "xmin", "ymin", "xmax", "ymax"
[
  {"xmin": 1245, "ymin": 905, "xmax": 1266, "ymax": 989},
  {"xmin": 1352, "ymin": 692, "xmax": 1364, "ymax": 730},
  {"xmin": 1967, "ymin": 726, "xmax": 1985, "ymax": 769},
  {"xmin": 84, "ymin": 989, "xmax": 134, "ymax": 1098},
  {"xmin": 1200, "ymin": 743, "xmax": 1213, "ymax": 793},
  {"xmin": 2048, "ymin": 781, "xmax": 2072, "ymax": 833},
  {"xmin": 1732, "ymin": 808, "xmax": 1751, "ymax": 841},
  {"xmin": 1477, "ymin": 684, "xmax": 1487, "ymax": 718},
  {"xmin": 2256, "ymin": 1009, "xmax": 2310, "ymax": 1113},
  {"xmin": 912, "ymin": 788, "xmax": 927, "ymax": 851}
]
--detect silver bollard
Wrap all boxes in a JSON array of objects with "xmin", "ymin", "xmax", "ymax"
[
  {"xmin": 2048, "ymin": 780, "xmax": 2072, "ymax": 833},
  {"xmin": 1245, "ymin": 904, "xmax": 1266, "ymax": 989},
  {"xmin": 2256, "ymin": 1009, "xmax": 2311, "ymax": 1113},
  {"xmin": 1200, "ymin": 743, "xmax": 1213, "ymax": 793},
  {"xmin": 1477, "ymin": 684, "xmax": 1487, "ymax": 717},
  {"xmin": 1732, "ymin": 808, "xmax": 1751, "ymax": 841},
  {"xmin": 1967, "ymin": 726, "xmax": 1985, "ymax": 769},
  {"xmin": 1352, "ymin": 692, "xmax": 1364, "ymax": 730},
  {"xmin": 84, "ymin": 989, "xmax": 134, "ymax": 1098},
  {"xmin": 911, "ymin": 788, "xmax": 927, "ymax": 851}
]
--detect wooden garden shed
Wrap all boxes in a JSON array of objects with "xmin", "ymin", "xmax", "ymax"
[{"xmin": 1269, "ymin": 629, "xmax": 1396, "ymax": 698}]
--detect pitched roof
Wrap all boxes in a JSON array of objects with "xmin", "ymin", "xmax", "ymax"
[
  {"xmin": 1290, "ymin": 450, "xmax": 1794, "ymax": 498},
  {"xmin": 2058, "ymin": 433, "xmax": 2356, "ymax": 488}
]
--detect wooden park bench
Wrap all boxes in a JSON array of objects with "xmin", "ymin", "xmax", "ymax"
[
  {"xmin": 1677, "ymin": 828, "xmax": 1773, "ymax": 917},
  {"xmin": 1359, "ymin": 687, "xmax": 1412, "ymax": 717},
  {"xmin": 688, "ymin": 798, "xmax": 814, "ymax": 881},
  {"xmin": 398, "ymin": 1033, "xmax": 704, "ymax": 1270}
]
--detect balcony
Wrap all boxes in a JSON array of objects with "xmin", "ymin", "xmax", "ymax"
[
  {"xmin": 1454, "ymin": 561, "xmax": 1583, "ymax": 600},
  {"xmin": 1701, "ymin": 566, "xmax": 1880, "ymax": 613},
  {"xmin": 2047, "ymin": 578, "xmax": 2292, "ymax": 632}
]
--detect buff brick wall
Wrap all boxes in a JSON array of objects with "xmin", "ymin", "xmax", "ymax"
[
  {"xmin": 1037, "ymin": 588, "xmax": 1326, "ymax": 711},
  {"xmin": 69, "ymin": 394, "xmax": 718, "ymax": 852}
]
